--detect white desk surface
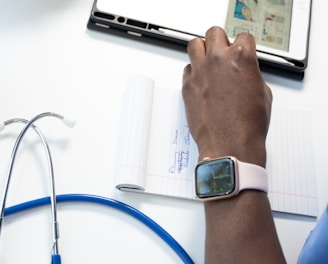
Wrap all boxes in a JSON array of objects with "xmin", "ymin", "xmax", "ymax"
[{"xmin": 0, "ymin": 0, "xmax": 328, "ymax": 263}]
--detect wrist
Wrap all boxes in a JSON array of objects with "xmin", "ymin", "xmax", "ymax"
[{"xmin": 197, "ymin": 140, "xmax": 267, "ymax": 168}]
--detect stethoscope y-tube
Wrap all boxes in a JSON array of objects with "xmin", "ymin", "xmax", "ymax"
[
  {"xmin": 0, "ymin": 113, "xmax": 75, "ymax": 264},
  {"xmin": 0, "ymin": 112, "xmax": 194, "ymax": 264}
]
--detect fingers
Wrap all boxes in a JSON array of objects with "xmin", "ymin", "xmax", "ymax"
[
  {"xmin": 204, "ymin": 26, "xmax": 230, "ymax": 53},
  {"xmin": 232, "ymin": 31, "xmax": 257, "ymax": 55},
  {"xmin": 188, "ymin": 27, "xmax": 256, "ymax": 57},
  {"xmin": 182, "ymin": 63, "xmax": 192, "ymax": 86},
  {"xmin": 186, "ymin": 27, "xmax": 256, "ymax": 66},
  {"xmin": 184, "ymin": 27, "xmax": 258, "ymax": 82},
  {"xmin": 187, "ymin": 38, "xmax": 205, "ymax": 69},
  {"xmin": 265, "ymin": 83, "xmax": 273, "ymax": 103},
  {"xmin": 187, "ymin": 27, "xmax": 230, "ymax": 62},
  {"xmin": 185, "ymin": 26, "xmax": 230, "ymax": 79}
]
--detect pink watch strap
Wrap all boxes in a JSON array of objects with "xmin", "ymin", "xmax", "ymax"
[{"xmin": 237, "ymin": 160, "xmax": 268, "ymax": 193}]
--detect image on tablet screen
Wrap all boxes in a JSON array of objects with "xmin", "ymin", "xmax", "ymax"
[{"xmin": 225, "ymin": 0, "xmax": 292, "ymax": 51}]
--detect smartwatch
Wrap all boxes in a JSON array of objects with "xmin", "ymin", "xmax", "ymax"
[{"xmin": 194, "ymin": 156, "xmax": 268, "ymax": 201}]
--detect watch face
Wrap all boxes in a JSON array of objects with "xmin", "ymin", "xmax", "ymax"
[{"xmin": 195, "ymin": 158, "xmax": 236, "ymax": 198}]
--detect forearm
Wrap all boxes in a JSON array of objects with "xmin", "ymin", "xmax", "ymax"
[
  {"xmin": 204, "ymin": 190, "xmax": 286, "ymax": 264},
  {"xmin": 182, "ymin": 27, "xmax": 285, "ymax": 263},
  {"xmin": 202, "ymin": 146, "xmax": 285, "ymax": 263}
]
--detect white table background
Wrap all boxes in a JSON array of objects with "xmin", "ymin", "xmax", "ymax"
[{"xmin": 0, "ymin": 0, "xmax": 328, "ymax": 263}]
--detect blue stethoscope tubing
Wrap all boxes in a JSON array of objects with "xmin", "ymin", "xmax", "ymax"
[{"xmin": 4, "ymin": 193, "xmax": 194, "ymax": 264}]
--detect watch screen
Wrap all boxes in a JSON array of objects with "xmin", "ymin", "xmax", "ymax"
[{"xmin": 195, "ymin": 158, "xmax": 236, "ymax": 198}]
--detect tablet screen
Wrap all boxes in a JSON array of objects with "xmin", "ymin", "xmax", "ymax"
[
  {"xmin": 93, "ymin": 0, "xmax": 311, "ymax": 72},
  {"xmin": 96, "ymin": 0, "xmax": 293, "ymax": 52},
  {"xmin": 225, "ymin": 0, "xmax": 293, "ymax": 52}
]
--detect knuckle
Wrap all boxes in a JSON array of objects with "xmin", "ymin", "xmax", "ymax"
[
  {"xmin": 205, "ymin": 50, "xmax": 224, "ymax": 69},
  {"xmin": 230, "ymin": 43, "xmax": 256, "ymax": 65},
  {"xmin": 187, "ymin": 37, "xmax": 203, "ymax": 53}
]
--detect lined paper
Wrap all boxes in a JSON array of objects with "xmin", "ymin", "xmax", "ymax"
[
  {"xmin": 116, "ymin": 76, "xmax": 318, "ymax": 216},
  {"xmin": 146, "ymin": 87, "xmax": 198, "ymax": 198},
  {"xmin": 266, "ymin": 107, "xmax": 318, "ymax": 216},
  {"xmin": 116, "ymin": 75, "xmax": 155, "ymax": 191}
]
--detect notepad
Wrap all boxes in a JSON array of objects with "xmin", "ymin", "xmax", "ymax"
[{"xmin": 115, "ymin": 75, "xmax": 318, "ymax": 217}]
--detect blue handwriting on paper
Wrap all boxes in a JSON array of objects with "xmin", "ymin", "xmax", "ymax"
[{"xmin": 169, "ymin": 125, "xmax": 192, "ymax": 174}]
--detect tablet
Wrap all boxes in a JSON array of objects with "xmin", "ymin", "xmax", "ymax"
[{"xmin": 87, "ymin": 0, "xmax": 312, "ymax": 73}]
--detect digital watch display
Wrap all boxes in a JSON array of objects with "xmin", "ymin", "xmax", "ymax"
[{"xmin": 195, "ymin": 157, "xmax": 268, "ymax": 201}]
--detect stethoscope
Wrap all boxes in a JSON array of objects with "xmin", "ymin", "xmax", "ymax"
[{"xmin": 0, "ymin": 112, "xmax": 194, "ymax": 264}]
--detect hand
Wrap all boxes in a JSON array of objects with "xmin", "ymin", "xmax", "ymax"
[
  {"xmin": 182, "ymin": 26, "xmax": 272, "ymax": 167},
  {"xmin": 182, "ymin": 27, "xmax": 285, "ymax": 264}
]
